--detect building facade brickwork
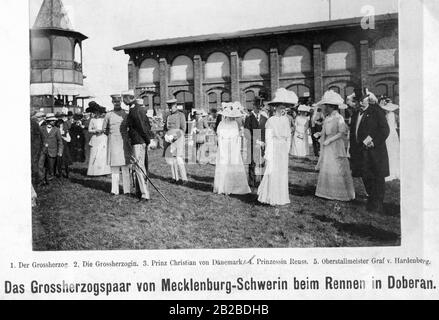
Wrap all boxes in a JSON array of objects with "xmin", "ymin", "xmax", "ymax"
[{"xmin": 116, "ymin": 14, "xmax": 398, "ymax": 113}]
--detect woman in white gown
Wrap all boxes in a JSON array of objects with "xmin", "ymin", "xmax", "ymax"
[
  {"xmin": 381, "ymin": 102, "xmax": 400, "ymax": 181},
  {"xmin": 258, "ymin": 88, "xmax": 297, "ymax": 206},
  {"xmin": 213, "ymin": 102, "xmax": 251, "ymax": 195},
  {"xmin": 290, "ymin": 105, "xmax": 310, "ymax": 157},
  {"xmin": 87, "ymin": 105, "xmax": 111, "ymax": 176}
]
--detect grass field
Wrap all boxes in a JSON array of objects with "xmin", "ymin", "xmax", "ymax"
[{"xmin": 32, "ymin": 149, "xmax": 401, "ymax": 251}]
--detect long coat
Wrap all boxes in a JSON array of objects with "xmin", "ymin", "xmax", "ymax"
[
  {"xmin": 103, "ymin": 110, "xmax": 131, "ymax": 167},
  {"xmin": 40, "ymin": 126, "xmax": 63, "ymax": 157},
  {"xmin": 349, "ymin": 104, "xmax": 390, "ymax": 178},
  {"xmin": 244, "ymin": 112, "xmax": 268, "ymax": 164},
  {"xmin": 31, "ymin": 119, "xmax": 43, "ymax": 172}
]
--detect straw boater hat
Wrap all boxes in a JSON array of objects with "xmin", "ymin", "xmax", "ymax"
[
  {"xmin": 381, "ymin": 102, "xmax": 399, "ymax": 112},
  {"xmin": 268, "ymin": 88, "xmax": 299, "ymax": 106},
  {"xmin": 219, "ymin": 102, "xmax": 245, "ymax": 118},
  {"xmin": 45, "ymin": 113, "xmax": 57, "ymax": 121},
  {"xmin": 316, "ymin": 90, "xmax": 345, "ymax": 106}
]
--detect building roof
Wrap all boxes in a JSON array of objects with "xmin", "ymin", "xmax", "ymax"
[
  {"xmin": 114, "ymin": 13, "xmax": 398, "ymax": 51},
  {"xmin": 33, "ymin": 0, "xmax": 73, "ymax": 30}
]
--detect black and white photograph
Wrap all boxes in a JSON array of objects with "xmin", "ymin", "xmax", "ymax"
[{"xmin": 29, "ymin": 0, "xmax": 401, "ymax": 251}]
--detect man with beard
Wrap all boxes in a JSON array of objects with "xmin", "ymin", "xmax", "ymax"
[{"xmin": 349, "ymin": 88, "xmax": 390, "ymax": 214}]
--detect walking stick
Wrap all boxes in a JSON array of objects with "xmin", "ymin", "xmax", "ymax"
[{"xmin": 130, "ymin": 155, "xmax": 170, "ymax": 203}]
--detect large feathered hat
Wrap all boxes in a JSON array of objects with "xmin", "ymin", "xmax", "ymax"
[
  {"xmin": 267, "ymin": 88, "xmax": 298, "ymax": 106},
  {"xmin": 218, "ymin": 102, "xmax": 245, "ymax": 118},
  {"xmin": 316, "ymin": 90, "xmax": 344, "ymax": 106}
]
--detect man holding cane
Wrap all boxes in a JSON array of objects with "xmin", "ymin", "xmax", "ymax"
[{"xmin": 127, "ymin": 98, "xmax": 151, "ymax": 201}]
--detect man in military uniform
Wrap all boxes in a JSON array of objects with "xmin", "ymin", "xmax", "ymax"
[
  {"xmin": 163, "ymin": 99, "xmax": 188, "ymax": 184},
  {"xmin": 127, "ymin": 98, "xmax": 151, "ymax": 201},
  {"xmin": 103, "ymin": 94, "xmax": 132, "ymax": 196}
]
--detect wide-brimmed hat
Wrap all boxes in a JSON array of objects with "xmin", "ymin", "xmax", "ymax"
[
  {"xmin": 219, "ymin": 102, "xmax": 245, "ymax": 118},
  {"xmin": 381, "ymin": 102, "xmax": 399, "ymax": 112},
  {"xmin": 122, "ymin": 89, "xmax": 135, "ymax": 97},
  {"xmin": 316, "ymin": 90, "xmax": 344, "ymax": 106},
  {"xmin": 268, "ymin": 88, "xmax": 299, "ymax": 106},
  {"xmin": 297, "ymin": 105, "xmax": 311, "ymax": 113},
  {"xmin": 45, "ymin": 113, "xmax": 57, "ymax": 121}
]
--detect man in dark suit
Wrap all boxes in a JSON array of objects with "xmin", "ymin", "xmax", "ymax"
[
  {"xmin": 30, "ymin": 111, "xmax": 45, "ymax": 183},
  {"xmin": 127, "ymin": 98, "xmax": 152, "ymax": 201},
  {"xmin": 349, "ymin": 88, "xmax": 390, "ymax": 214},
  {"xmin": 38, "ymin": 113, "xmax": 64, "ymax": 185},
  {"xmin": 244, "ymin": 103, "xmax": 268, "ymax": 188}
]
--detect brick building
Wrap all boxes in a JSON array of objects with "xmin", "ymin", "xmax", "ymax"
[{"xmin": 114, "ymin": 13, "xmax": 398, "ymax": 114}]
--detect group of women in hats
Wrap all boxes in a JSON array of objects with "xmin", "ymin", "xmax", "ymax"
[{"xmin": 211, "ymin": 86, "xmax": 400, "ymax": 209}]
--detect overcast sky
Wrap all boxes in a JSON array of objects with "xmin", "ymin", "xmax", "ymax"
[{"xmin": 29, "ymin": 0, "xmax": 398, "ymax": 107}]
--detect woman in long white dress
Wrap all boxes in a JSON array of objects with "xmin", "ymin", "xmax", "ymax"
[
  {"xmin": 214, "ymin": 102, "xmax": 251, "ymax": 195},
  {"xmin": 381, "ymin": 102, "xmax": 400, "ymax": 181},
  {"xmin": 87, "ymin": 106, "xmax": 111, "ymax": 176},
  {"xmin": 315, "ymin": 91, "xmax": 355, "ymax": 201},
  {"xmin": 290, "ymin": 105, "xmax": 310, "ymax": 157},
  {"xmin": 258, "ymin": 88, "xmax": 296, "ymax": 206}
]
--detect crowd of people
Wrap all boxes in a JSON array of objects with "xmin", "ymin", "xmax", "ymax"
[{"xmin": 31, "ymin": 86, "xmax": 400, "ymax": 214}]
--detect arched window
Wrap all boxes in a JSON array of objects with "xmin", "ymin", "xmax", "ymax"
[
  {"xmin": 373, "ymin": 36, "xmax": 398, "ymax": 67},
  {"xmin": 245, "ymin": 91, "xmax": 256, "ymax": 109},
  {"xmin": 282, "ymin": 45, "xmax": 311, "ymax": 74},
  {"xmin": 328, "ymin": 86, "xmax": 341, "ymax": 94},
  {"xmin": 374, "ymin": 83, "xmax": 389, "ymax": 98},
  {"xmin": 175, "ymin": 91, "xmax": 194, "ymax": 116},
  {"xmin": 170, "ymin": 56, "xmax": 194, "ymax": 82},
  {"xmin": 242, "ymin": 49, "xmax": 269, "ymax": 78},
  {"xmin": 31, "ymin": 37, "xmax": 51, "ymax": 60},
  {"xmin": 139, "ymin": 59, "xmax": 160, "ymax": 85},
  {"xmin": 221, "ymin": 92, "xmax": 231, "ymax": 103},
  {"xmin": 287, "ymin": 84, "xmax": 310, "ymax": 98},
  {"xmin": 53, "ymin": 36, "xmax": 73, "ymax": 60},
  {"xmin": 74, "ymin": 43, "xmax": 82, "ymax": 64},
  {"xmin": 205, "ymin": 52, "xmax": 230, "ymax": 80},
  {"xmin": 208, "ymin": 92, "xmax": 218, "ymax": 110},
  {"xmin": 325, "ymin": 41, "xmax": 357, "ymax": 71}
]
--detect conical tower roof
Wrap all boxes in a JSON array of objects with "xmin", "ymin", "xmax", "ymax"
[{"xmin": 33, "ymin": 0, "xmax": 73, "ymax": 30}]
